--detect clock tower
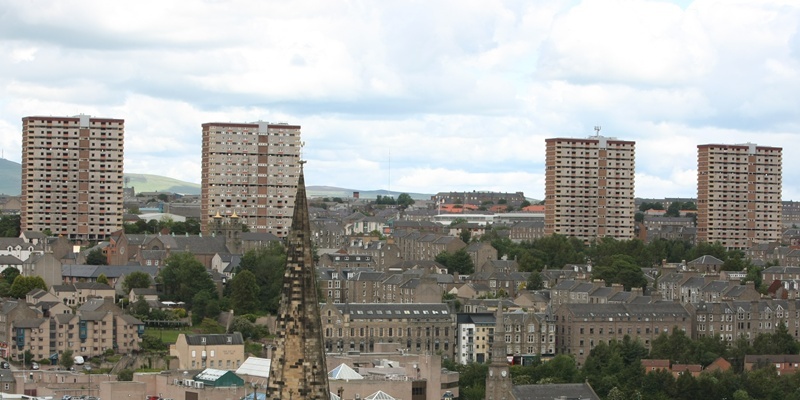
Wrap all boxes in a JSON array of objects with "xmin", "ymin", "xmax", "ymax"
[{"xmin": 486, "ymin": 305, "xmax": 513, "ymax": 400}]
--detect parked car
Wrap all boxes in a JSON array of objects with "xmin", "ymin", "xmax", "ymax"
[
  {"xmin": 0, "ymin": 361, "xmax": 8, "ymax": 369},
  {"xmin": 31, "ymin": 362, "xmax": 39, "ymax": 370}
]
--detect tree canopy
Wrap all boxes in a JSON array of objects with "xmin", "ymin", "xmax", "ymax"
[
  {"xmin": 0, "ymin": 215, "xmax": 20, "ymax": 237},
  {"xmin": 435, "ymin": 249, "xmax": 475, "ymax": 275},
  {"xmin": 157, "ymin": 252, "xmax": 216, "ymax": 308},
  {"xmin": 85, "ymin": 248, "xmax": 107, "ymax": 265},
  {"xmin": 233, "ymin": 242, "xmax": 287, "ymax": 314},
  {"xmin": 228, "ymin": 270, "xmax": 261, "ymax": 315},
  {"xmin": 123, "ymin": 271, "xmax": 153, "ymax": 294},
  {"xmin": 396, "ymin": 193, "xmax": 415, "ymax": 208},
  {"xmin": 10, "ymin": 275, "xmax": 47, "ymax": 298}
]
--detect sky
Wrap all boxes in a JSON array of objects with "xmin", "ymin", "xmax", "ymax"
[{"xmin": 1, "ymin": 0, "xmax": 799, "ymax": 200}]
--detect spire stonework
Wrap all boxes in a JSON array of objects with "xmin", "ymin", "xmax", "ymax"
[
  {"xmin": 486, "ymin": 304, "xmax": 513, "ymax": 400},
  {"xmin": 266, "ymin": 164, "xmax": 330, "ymax": 400}
]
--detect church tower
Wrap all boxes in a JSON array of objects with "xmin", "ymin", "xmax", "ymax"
[
  {"xmin": 266, "ymin": 163, "xmax": 330, "ymax": 400},
  {"xmin": 486, "ymin": 305, "xmax": 513, "ymax": 400}
]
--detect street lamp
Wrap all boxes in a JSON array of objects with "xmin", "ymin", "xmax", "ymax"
[{"xmin": 85, "ymin": 365, "xmax": 92, "ymax": 397}]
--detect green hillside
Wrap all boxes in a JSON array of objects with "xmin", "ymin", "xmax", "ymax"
[
  {"xmin": 125, "ymin": 173, "xmax": 201, "ymax": 195},
  {"xmin": 0, "ymin": 158, "xmax": 21, "ymax": 195}
]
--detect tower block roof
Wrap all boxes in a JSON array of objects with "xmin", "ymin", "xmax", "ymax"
[{"xmin": 267, "ymin": 166, "xmax": 330, "ymax": 400}]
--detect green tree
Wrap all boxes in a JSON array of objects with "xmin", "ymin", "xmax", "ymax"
[
  {"xmin": 59, "ymin": 349, "xmax": 74, "ymax": 370},
  {"xmin": 235, "ymin": 243, "xmax": 287, "ymax": 314},
  {"xmin": 191, "ymin": 290, "xmax": 219, "ymax": 325},
  {"xmin": 158, "ymin": 252, "xmax": 216, "ymax": 307},
  {"xmin": 639, "ymin": 202, "xmax": 665, "ymax": 212},
  {"xmin": 131, "ymin": 297, "xmax": 150, "ymax": 319},
  {"xmin": 591, "ymin": 254, "xmax": 646, "ymax": 290},
  {"xmin": 9, "ymin": 275, "xmax": 47, "ymax": 298},
  {"xmin": 435, "ymin": 249, "xmax": 475, "ymax": 275},
  {"xmin": 85, "ymin": 248, "xmax": 107, "ymax": 265},
  {"xmin": 117, "ymin": 369, "xmax": 134, "ymax": 381},
  {"xmin": 96, "ymin": 273, "xmax": 109, "ymax": 285},
  {"xmin": 230, "ymin": 316, "xmax": 268, "ymax": 340},
  {"xmin": 650, "ymin": 328, "xmax": 694, "ymax": 363},
  {"xmin": 397, "ymin": 193, "xmax": 415, "ymax": 209},
  {"xmin": 527, "ymin": 271, "xmax": 544, "ymax": 290},
  {"xmin": 0, "ymin": 215, "xmax": 20, "ymax": 237},
  {"xmin": 752, "ymin": 320, "xmax": 800, "ymax": 355},
  {"xmin": 123, "ymin": 271, "xmax": 153, "ymax": 294},
  {"xmin": 140, "ymin": 334, "xmax": 168, "ymax": 351},
  {"xmin": 229, "ymin": 270, "xmax": 260, "ymax": 315},
  {"xmin": 459, "ymin": 228, "xmax": 472, "ymax": 244},
  {"xmin": 2, "ymin": 268, "xmax": 20, "ymax": 285},
  {"xmin": 665, "ymin": 201, "xmax": 683, "ymax": 217}
]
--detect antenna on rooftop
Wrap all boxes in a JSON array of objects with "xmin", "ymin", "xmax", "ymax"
[
  {"xmin": 594, "ymin": 126, "xmax": 601, "ymax": 136},
  {"xmin": 388, "ymin": 150, "xmax": 391, "ymax": 193}
]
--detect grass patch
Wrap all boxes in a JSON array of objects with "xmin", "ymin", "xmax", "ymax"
[{"xmin": 145, "ymin": 327, "xmax": 193, "ymax": 344}]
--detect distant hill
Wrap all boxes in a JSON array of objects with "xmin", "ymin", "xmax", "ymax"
[
  {"xmin": 0, "ymin": 158, "xmax": 21, "ymax": 195},
  {"xmin": 0, "ymin": 160, "xmax": 430, "ymax": 199},
  {"xmin": 306, "ymin": 186, "xmax": 431, "ymax": 200},
  {"xmin": 125, "ymin": 173, "xmax": 201, "ymax": 195}
]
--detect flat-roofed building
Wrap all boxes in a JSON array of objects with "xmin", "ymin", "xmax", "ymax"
[
  {"xmin": 201, "ymin": 121, "xmax": 301, "ymax": 237},
  {"xmin": 545, "ymin": 135, "xmax": 636, "ymax": 242},
  {"xmin": 21, "ymin": 115, "xmax": 124, "ymax": 240},
  {"xmin": 697, "ymin": 143, "xmax": 782, "ymax": 249}
]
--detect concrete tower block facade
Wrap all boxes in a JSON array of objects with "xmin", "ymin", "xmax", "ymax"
[
  {"xmin": 545, "ymin": 136, "xmax": 636, "ymax": 242},
  {"xmin": 21, "ymin": 115, "xmax": 124, "ymax": 241}
]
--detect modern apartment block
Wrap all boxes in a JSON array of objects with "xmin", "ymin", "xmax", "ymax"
[
  {"xmin": 697, "ymin": 143, "xmax": 782, "ymax": 249},
  {"xmin": 21, "ymin": 115, "xmax": 124, "ymax": 240},
  {"xmin": 201, "ymin": 121, "xmax": 301, "ymax": 237},
  {"xmin": 545, "ymin": 136, "xmax": 636, "ymax": 242}
]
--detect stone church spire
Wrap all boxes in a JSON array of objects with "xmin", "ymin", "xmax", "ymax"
[
  {"xmin": 267, "ymin": 163, "xmax": 330, "ymax": 400},
  {"xmin": 486, "ymin": 303, "xmax": 513, "ymax": 400}
]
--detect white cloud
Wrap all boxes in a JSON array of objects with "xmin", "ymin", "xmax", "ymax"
[{"xmin": 0, "ymin": 0, "xmax": 799, "ymax": 201}]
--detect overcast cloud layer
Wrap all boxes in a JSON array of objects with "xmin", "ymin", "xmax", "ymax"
[{"xmin": 1, "ymin": 0, "xmax": 799, "ymax": 200}]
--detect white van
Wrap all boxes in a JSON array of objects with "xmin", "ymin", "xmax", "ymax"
[{"xmin": 73, "ymin": 355, "xmax": 85, "ymax": 365}]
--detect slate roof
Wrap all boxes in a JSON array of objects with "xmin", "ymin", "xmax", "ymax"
[
  {"xmin": 512, "ymin": 382, "xmax": 601, "ymax": 400},
  {"xmin": 689, "ymin": 255, "xmax": 724, "ymax": 265},
  {"xmin": 62, "ymin": 265, "xmax": 160, "ymax": 279},
  {"xmin": 75, "ymin": 282, "xmax": 114, "ymax": 291},
  {"xmin": 703, "ymin": 281, "xmax": 730, "ymax": 293},
  {"xmin": 80, "ymin": 311, "xmax": 109, "ymax": 321},
  {"xmin": 184, "ymin": 332, "xmax": 244, "ymax": 346},
  {"xmin": 14, "ymin": 318, "xmax": 48, "ymax": 328},
  {"xmin": 334, "ymin": 303, "xmax": 451, "ymax": 320},
  {"xmin": 562, "ymin": 303, "xmax": 690, "ymax": 318},
  {"xmin": 240, "ymin": 232, "xmax": 281, "ymax": 242},
  {"xmin": 0, "ymin": 255, "xmax": 22, "ymax": 264}
]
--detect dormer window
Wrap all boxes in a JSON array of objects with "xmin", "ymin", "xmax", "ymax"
[{"xmin": 201, "ymin": 337, "xmax": 206, "ymax": 344}]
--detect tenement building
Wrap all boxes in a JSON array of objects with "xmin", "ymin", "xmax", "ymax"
[
  {"xmin": 321, "ymin": 303, "xmax": 455, "ymax": 360},
  {"xmin": 554, "ymin": 303, "xmax": 691, "ymax": 365},
  {"xmin": 201, "ymin": 121, "xmax": 301, "ymax": 237},
  {"xmin": 690, "ymin": 300, "xmax": 800, "ymax": 343},
  {"xmin": 545, "ymin": 135, "xmax": 636, "ymax": 242},
  {"xmin": 21, "ymin": 115, "xmax": 124, "ymax": 240},
  {"xmin": 697, "ymin": 143, "xmax": 782, "ymax": 249}
]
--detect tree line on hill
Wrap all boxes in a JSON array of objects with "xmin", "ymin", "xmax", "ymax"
[
  {"xmin": 448, "ymin": 324, "xmax": 800, "ymax": 400},
  {"xmin": 479, "ymin": 231, "xmax": 764, "ymax": 292}
]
